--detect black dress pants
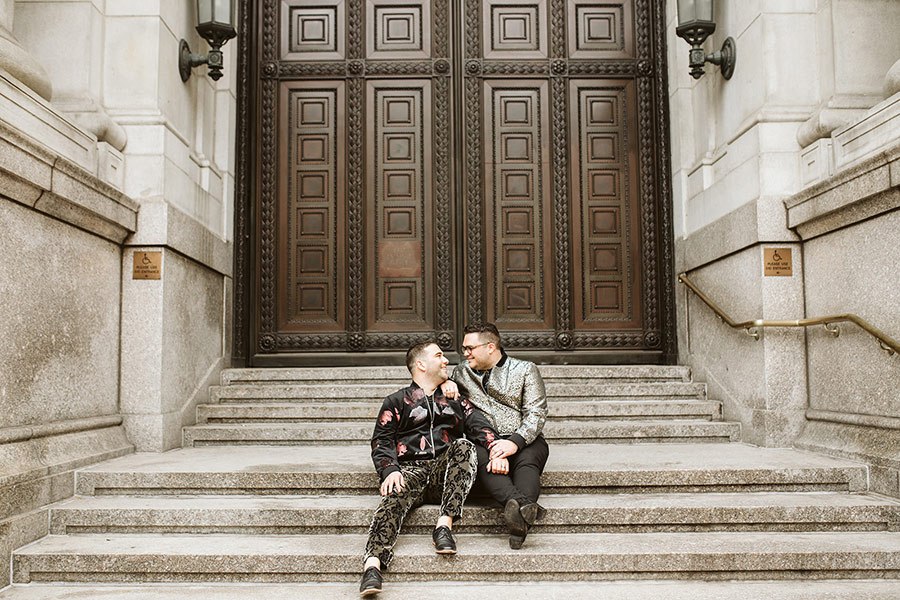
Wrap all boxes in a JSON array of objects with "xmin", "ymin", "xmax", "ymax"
[{"xmin": 474, "ymin": 434, "xmax": 549, "ymax": 506}]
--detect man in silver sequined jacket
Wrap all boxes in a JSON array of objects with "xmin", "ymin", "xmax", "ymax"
[{"xmin": 445, "ymin": 322, "xmax": 550, "ymax": 550}]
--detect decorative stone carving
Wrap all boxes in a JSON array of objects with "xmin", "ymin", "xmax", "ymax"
[{"xmin": 797, "ymin": 107, "xmax": 866, "ymax": 149}]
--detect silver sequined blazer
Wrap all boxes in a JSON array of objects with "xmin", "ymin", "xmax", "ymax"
[{"xmin": 451, "ymin": 356, "xmax": 547, "ymax": 447}]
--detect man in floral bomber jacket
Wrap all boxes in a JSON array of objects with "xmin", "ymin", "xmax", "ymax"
[{"xmin": 359, "ymin": 340, "xmax": 498, "ymax": 597}]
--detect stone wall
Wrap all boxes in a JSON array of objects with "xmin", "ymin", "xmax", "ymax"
[
  {"xmin": 669, "ymin": 1, "xmax": 900, "ymax": 497},
  {"xmin": 7, "ymin": 1, "xmax": 236, "ymax": 451},
  {"xmin": 0, "ymin": 1, "xmax": 237, "ymax": 585},
  {"xmin": 0, "ymin": 82, "xmax": 136, "ymax": 587},
  {"xmin": 787, "ymin": 134, "xmax": 900, "ymax": 498}
]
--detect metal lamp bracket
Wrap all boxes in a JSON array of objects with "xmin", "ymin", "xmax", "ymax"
[
  {"xmin": 179, "ymin": 39, "xmax": 206, "ymax": 82},
  {"xmin": 706, "ymin": 36, "xmax": 737, "ymax": 80},
  {"xmin": 180, "ymin": 39, "xmax": 227, "ymax": 82}
]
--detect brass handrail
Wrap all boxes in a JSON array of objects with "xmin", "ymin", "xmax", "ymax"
[{"xmin": 678, "ymin": 273, "xmax": 899, "ymax": 356}]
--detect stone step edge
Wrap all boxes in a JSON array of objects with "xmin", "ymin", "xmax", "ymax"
[
  {"xmin": 48, "ymin": 492, "xmax": 900, "ymax": 535},
  {"xmin": 183, "ymin": 419, "xmax": 737, "ymax": 429},
  {"xmin": 13, "ymin": 532, "xmax": 900, "ymax": 583},
  {"xmin": 209, "ymin": 381, "xmax": 706, "ymax": 399},
  {"xmin": 181, "ymin": 423, "xmax": 742, "ymax": 446},
  {"xmin": 2, "ymin": 580, "xmax": 899, "ymax": 600},
  {"xmin": 222, "ymin": 365, "xmax": 693, "ymax": 385},
  {"xmin": 196, "ymin": 400, "xmax": 722, "ymax": 420},
  {"xmin": 74, "ymin": 468, "xmax": 868, "ymax": 496}
]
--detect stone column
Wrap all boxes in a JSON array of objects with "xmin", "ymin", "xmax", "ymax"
[{"xmin": 0, "ymin": 0, "xmax": 50, "ymax": 100}]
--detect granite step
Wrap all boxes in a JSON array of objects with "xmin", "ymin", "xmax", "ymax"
[
  {"xmin": 222, "ymin": 365, "xmax": 692, "ymax": 386},
  {"xmin": 208, "ymin": 381, "xmax": 707, "ymax": 403},
  {"xmin": 3, "ymin": 580, "xmax": 900, "ymax": 600},
  {"xmin": 48, "ymin": 492, "xmax": 900, "ymax": 535},
  {"xmin": 196, "ymin": 399, "xmax": 723, "ymax": 423},
  {"xmin": 74, "ymin": 444, "xmax": 869, "ymax": 496},
  {"xmin": 13, "ymin": 531, "xmax": 900, "ymax": 583},
  {"xmin": 182, "ymin": 420, "xmax": 741, "ymax": 446}
]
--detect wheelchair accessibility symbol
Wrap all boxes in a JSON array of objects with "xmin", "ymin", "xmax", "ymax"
[
  {"xmin": 763, "ymin": 247, "xmax": 792, "ymax": 277},
  {"xmin": 133, "ymin": 251, "xmax": 162, "ymax": 280}
]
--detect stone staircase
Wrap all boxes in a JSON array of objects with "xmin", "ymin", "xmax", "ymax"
[
  {"xmin": 184, "ymin": 366, "xmax": 738, "ymax": 445},
  {"xmin": 3, "ymin": 366, "xmax": 900, "ymax": 598}
]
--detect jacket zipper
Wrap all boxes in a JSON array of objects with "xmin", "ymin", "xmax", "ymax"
[{"xmin": 426, "ymin": 392, "xmax": 436, "ymax": 459}]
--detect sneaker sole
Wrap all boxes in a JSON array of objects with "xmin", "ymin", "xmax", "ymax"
[
  {"xmin": 434, "ymin": 546, "xmax": 457, "ymax": 555},
  {"xmin": 360, "ymin": 588, "xmax": 381, "ymax": 597}
]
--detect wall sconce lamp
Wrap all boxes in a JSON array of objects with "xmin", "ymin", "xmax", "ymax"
[
  {"xmin": 179, "ymin": 0, "xmax": 237, "ymax": 82},
  {"xmin": 676, "ymin": 0, "xmax": 736, "ymax": 80}
]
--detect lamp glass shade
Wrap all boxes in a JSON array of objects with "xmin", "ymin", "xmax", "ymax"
[
  {"xmin": 677, "ymin": 0, "xmax": 714, "ymax": 26},
  {"xmin": 197, "ymin": 0, "xmax": 211, "ymax": 25},
  {"xmin": 197, "ymin": 0, "xmax": 235, "ymax": 28}
]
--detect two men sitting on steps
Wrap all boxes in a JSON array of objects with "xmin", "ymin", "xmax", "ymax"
[{"xmin": 360, "ymin": 323, "xmax": 550, "ymax": 596}]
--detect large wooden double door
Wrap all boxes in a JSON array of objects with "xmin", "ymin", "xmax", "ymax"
[{"xmin": 234, "ymin": 0, "xmax": 676, "ymax": 365}]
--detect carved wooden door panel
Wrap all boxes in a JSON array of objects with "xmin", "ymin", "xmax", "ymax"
[
  {"xmin": 461, "ymin": 0, "xmax": 671, "ymax": 354},
  {"xmin": 239, "ymin": 0, "xmax": 675, "ymax": 364},
  {"xmin": 255, "ymin": 0, "xmax": 457, "ymax": 360}
]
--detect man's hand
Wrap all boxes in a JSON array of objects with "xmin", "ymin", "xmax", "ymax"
[
  {"xmin": 489, "ymin": 439, "xmax": 518, "ymax": 459},
  {"xmin": 440, "ymin": 380, "xmax": 459, "ymax": 399},
  {"xmin": 380, "ymin": 471, "xmax": 405, "ymax": 496},
  {"xmin": 486, "ymin": 457, "xmax": 509, "ymax": 474}
]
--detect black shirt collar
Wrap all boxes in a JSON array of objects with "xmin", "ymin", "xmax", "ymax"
[{"xmin": 475, "ymin": 349, "xmax": 507, "ymax": 388}]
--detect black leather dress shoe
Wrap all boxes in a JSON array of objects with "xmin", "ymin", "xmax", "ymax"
[
  {"xmin": 432, "ymin": 525, "xmax": 457, "ymax": 554},
  {"xmin": 359, "ymin": 566, "xmax": 382, "ymax": 596},
  {"xmin": 503, "ymin": 498, "xmax": 529, "ymax": 549},
  {"xmin": 519, "ymin": 501, "xmax": 546, "ymax": 526}
]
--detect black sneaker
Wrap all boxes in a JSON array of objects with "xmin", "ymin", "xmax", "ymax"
[
  {"xmin": 503, "ymin": 498, "xmax": 529, "ymax": 550},
  {"xmin": 359, "ymin": 566, "xmax": 382, "ymax": 597},
  {"xmin": 432, "ymin": 525, "xmax": 457, "ymax": 554}
]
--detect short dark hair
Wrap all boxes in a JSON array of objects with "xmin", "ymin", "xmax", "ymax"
[
  {"xmin": 406, "ymin": 339, "xmax": 439, "ymax": 374},
  {"xmin": 463, "ymin": 322, "xmax": 501, "ymax": 347}
]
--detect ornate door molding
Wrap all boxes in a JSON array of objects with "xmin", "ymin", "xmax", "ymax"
[{"xmin": 233, "ymin": 0, "xmax": 676, "ymax": 365}]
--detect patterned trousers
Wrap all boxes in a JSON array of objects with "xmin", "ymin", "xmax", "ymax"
[{"xmin": 364, "ymin": 438, "xmax": 478, "ymax": 569}]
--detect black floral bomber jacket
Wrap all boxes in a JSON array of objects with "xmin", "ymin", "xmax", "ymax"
[{"xmin": 370, "ymin": 382, "xmax": 498, "ymax": 482}]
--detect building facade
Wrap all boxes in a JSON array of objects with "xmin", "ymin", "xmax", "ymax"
[{"xmin": 0, "ymin": 0, "xmax": 898, "ymax": 588}]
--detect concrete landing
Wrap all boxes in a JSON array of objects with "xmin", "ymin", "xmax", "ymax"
[
  {"xmin": 2, "ymin": 580, "xmax": 899, "ymax": 599},
  {"xmin": 74, "ymin": 443, "xmax": 869, "ymax": 495}
]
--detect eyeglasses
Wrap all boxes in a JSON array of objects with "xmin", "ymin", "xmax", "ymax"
[{"xmin": 461, "ymin": 343, "xmax": 490, "ymax": 354}]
